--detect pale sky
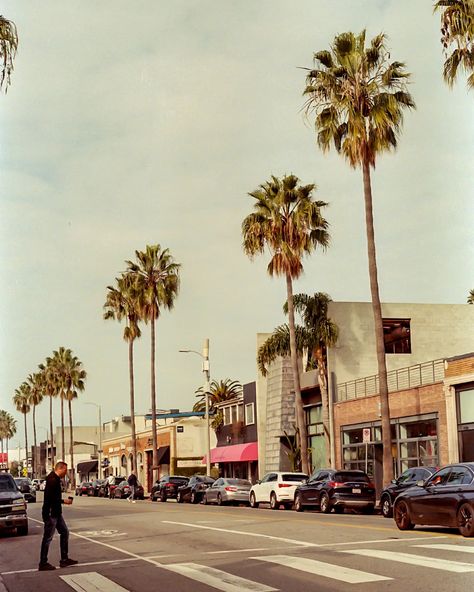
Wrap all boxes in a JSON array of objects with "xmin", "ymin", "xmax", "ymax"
[{"xmin": 1, "ymin": 1, "xmax": 473, "ymax": 449}]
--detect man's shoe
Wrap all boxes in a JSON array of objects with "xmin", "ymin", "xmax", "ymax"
[
  {"xmin": 38, "ymin": 563, "xmax": 56, "ymax": 571},
  {"xmin": 59, "ymin": 558, "xmax": 79, "ymax": 568}
]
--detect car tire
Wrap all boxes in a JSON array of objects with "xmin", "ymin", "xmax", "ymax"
[
  {"xmin": 177, "ymin": 492, "xmax": 183, "ymax": 503},
  {"xmin": 151, "ymin": 494, "xmax": 157, "ymax": 502},
  {"xmin": 249, "ymin": 492, "xmax": 259, "ymax": 508},
  {"xmin": 161, "ymin": 493, "xmax": 167, "ymax": 503},
  {"xmin": 319, "ymin": 492, "xmax": 331, "ymax": 514},
  {"xmin": 362, "ymin": 505, "xmax": 374, "ymax": 515},
  {"xmin": 17, "ymin": 525, "xmax": 28, "ymax": 536},
  {"xmin": 217, "ymin": 493, "xmax": 223, "ymax": 506},
  {"xmin": 294, "ymin": 493, "xmax": 304, "ymax": 512},
  {"xmin": 270, "ymin": 492, "xmax": 280, "ymax": 510},
  {"xmin": 202, "ymin": 494, "xmax": 208, "ymax": 505},
  {"xmin": 394, "ymin": 500, "xmax": 415, "ymax": 530},
  {"xmin": 457, "ymin": 502, "xmax": 474, "ymax": 537},
  {"xmin": 381, "ymin": 495, "xmax": 393, "ymax": 518},
  {"xmin": 116, "ymin": 490, "xmax": 122, "ymax": 499},
  {"xmin": 191, "ymin": 491, "xmax": 198, "ymax": 504}
]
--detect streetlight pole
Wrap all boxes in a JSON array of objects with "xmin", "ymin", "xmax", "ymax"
[
  {"xmin": 84, "ymin": 403, "xmax": 102, "ymax": 479},
  {"xmin": 179, "ymin": 338, "xmax": 211, "ymax": 476},
  {"xmin": 37, "ymin": 426, "xmax": 49, "ymax": 475}
]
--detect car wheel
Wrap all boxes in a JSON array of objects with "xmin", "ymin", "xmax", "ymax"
[
  {"xmin": 394, "ymin": 500, "xmax": 415, "ymax": 530},
  {"xmin": 151, "ymin": 494, "xmax": 157, "ymax": 502},
  {"xmin": 217, "ymin": 493, "xmax": 223, "ymax": 506},
  {"xmin": 177, "ymin": 492, "xmax": 183, "ymax": 503},
  {"xmin": 319, "ymin": 492, "xmax": 331, "ymax": 514},
  {"xmin": 457, "ymin": 502, "xmax": 474, "ymax": 537},
  {"xmin": 381, "ymin": 495, "xmax": 393, "ymax": 518},
  {"xmin": 191, "ymin": 491, "xmax": 198, "ymax": 504},
  {"xmin": 17, "ymin": 525, "xmax": 28, "ymax": 536},
  {"xmin": 249, "ymin": 492, "xmax": 259, "ymax": 508},
  {"xmin": 270, "ymin": 492, "xmax": 280, "ymax": 510},
  {"xmin": 116, "ymin": 490, "xmax": 122, "ymax": 499},
  {"xmin": 294, "ymin": 493, "xmax": 304, "ymax": 512}
]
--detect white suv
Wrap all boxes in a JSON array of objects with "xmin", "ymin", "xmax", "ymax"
[{"xmin": 249, "ymin": 471, "xmax": 308, "ymax": 510}]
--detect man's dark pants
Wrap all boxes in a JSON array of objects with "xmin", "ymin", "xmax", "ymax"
[{"xmin": 40, "ymin": 515, "xmax": 69, "ymax": 564}]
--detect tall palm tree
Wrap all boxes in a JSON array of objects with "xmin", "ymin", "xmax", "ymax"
[
  {"xmin": 303, "ymin": 31, "xmax": 415, "ymax": 483},
  {"xmin": 38, "ymin": 357, "xmax": 60, "ymax": 468},
  {"xmin": 50, "ymin": 348, "xmax": 68, "ymax": 462},
  {"xmin": 26, "ymin": 372, "xmax": 44, "ymax": 478},
  {"xmin": 0, "ymin": 15, "xmax": 18, "ymax": 93},
  {"xmin": 13, "ymin": 384, "xmax": 31, "ymax": 472},
  {"xmin": 126, "ymin": 245, "xmax": 181, "ymax": 482},
  {"xmin": 0, "ymin": 410, "xmax": 16, "ymax": 464},
  {"xmin": 104, "ymin": 274, "xmax": 142, "ymax": 470},
  {"xmin": 242, "ymin": 174, "xmax": 330, "ymax": 474},
  {"xmin": 468, "ymin": 289, "xmax": 474, "ymax": 304},
  {"xmin": 434, "ymin": 0, "xmax": 474, "ymax": 89},
  {"xmin": 193, "ymin": 379, "xmax": 243, "ymax": 430}
]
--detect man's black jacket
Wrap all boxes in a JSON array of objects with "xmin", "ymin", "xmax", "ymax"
[{"xmin": 42, "ymin": 470, "xmax": 63, "ymax": 520}]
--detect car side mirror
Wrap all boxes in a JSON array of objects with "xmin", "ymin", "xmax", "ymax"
[
  {"xmin": 416, "ymin": 480, "xmax": 425, "ymax": 487},
  {"xmin": 256, "ymin": 480, "xmax": 261, "ymax": 485}
]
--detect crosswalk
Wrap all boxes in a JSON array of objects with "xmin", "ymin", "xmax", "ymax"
[{"xmin": 52, "ymin": 543, "xmax": 474, "ymax": 591}]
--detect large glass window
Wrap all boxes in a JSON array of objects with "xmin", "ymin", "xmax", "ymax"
[
  {"xmin": 458, "ymin": 388, "xmax": 474, "ymax": 424},
  {"xmin": 245, "ymin": 403, "xmax": 255, "ymax": 425},
  {"xmin": 383, "ymin": 318, "xmax": 411, "ymax": 354},
  {"xmin": 306, "ymin": 405, "xmax": 325, "ymax": 471}
]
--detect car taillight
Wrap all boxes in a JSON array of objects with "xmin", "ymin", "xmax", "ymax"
[
  {"xmin": 166, "ymin": 483, "xmax": 174, "ymax": 488},
  {"xmin": 278, "ymin": 483, "xmax": 292, "ymax": 488},
  {"xmin": 367, "ymin": 482, "xmax": 375, "ymax": 489},
  {"xmin": 327, "ymin": 481, "xmax": 344, "ymax": 488},
  {"xmin": 225, "ymin": 486, "xmax": 237, "ymax": 492}
]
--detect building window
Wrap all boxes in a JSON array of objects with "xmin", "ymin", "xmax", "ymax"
[
  {"xmin": 305, "ymin": 405, "xmax": 325, "ymax": 471},
  {"xmin": 383, "ymin": 318, "xmax": 411, "ymax": 354},
  {"xmin": 224, "ymin": 407, "xmax": 231, "ymax": 426},
  {"xmin": 245, "ymin": 403, "xmax": 255, "ymax": 425}
]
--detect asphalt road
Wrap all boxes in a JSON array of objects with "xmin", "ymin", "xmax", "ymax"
[{"xmin": 1, "ymin": 493, "xmax": 473, "ymax": 592}]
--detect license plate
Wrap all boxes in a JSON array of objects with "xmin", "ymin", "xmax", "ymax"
[{"xmin": 352, "ymin": 488, "xmax": 361, "ymax": 494}]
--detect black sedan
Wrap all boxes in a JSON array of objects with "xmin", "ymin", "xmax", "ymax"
[
  {"xmin": 14, "ymin": 478, "xmax": 36, "ymax": 503},
  {"xmin": 111, "ymin": 480, "xmax": 145, "ymax": 500},
  {"xmin": 294, "ymin": 469, "xmax": 375, "ymax": 514},
  {"xmin": 393, "ymin": 463, "xmax": 474, "ymax": 537},
  {"xmin": 380, "ymin": 466, "xmax": 437, "ymax": 518},
  {"xmin": 151, "ymin": 475, "xmax": 189, "ymax": 502},
  {"xmin": 177, "ymin": 475, "xmax": 215, "ymax": 504},
  {"xmin": 87, "ymin": 479, "xmax": 107, "ymax": 497}
]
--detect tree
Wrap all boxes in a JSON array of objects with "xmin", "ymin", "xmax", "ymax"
[
  {"xmin": 0, "ymin": 410, "xmax": 17, "ymax": 461},
  {"xmin": 26, "ymin": 372, "xmax": 44, "ymax": 478},
  {"xmin": 0, "ymin": 15, "xmax": 18, "ymax": 93},
  {"xmin": 13, "ymin": 383, "xmax": 31, "ymax": 471},
  {"xmin": 468, "ymin": 289, "xmax": 474, "ymax": 303},
  {"xmin": 193, "ymin": 379, "xmax": 243, "ymax": 430},
  {"xmin": 126, "ymin": 245, "xmax": 180, "ymax": 482},
  {"xmin": 434, "ymin": 0, "xmax": 474, "ymax": 89},
  {"xmin": 104, "ymin": 274, "xmax": 142, "ymax": 471},
  {"xmin": 303, "ymin": 30, "xmax": 415, "ymax": 483},
  {"xmin": 38, "ymin": 357, "xmax": 61, "ymax": 468},
  {"xmin": 242, "ymin": 174, "xmax": 330, "ymax": 474}
]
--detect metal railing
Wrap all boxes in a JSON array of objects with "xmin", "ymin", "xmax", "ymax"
[{"xmin": 336, "ymin": 358, "xmax": 445, "ymax": 402}]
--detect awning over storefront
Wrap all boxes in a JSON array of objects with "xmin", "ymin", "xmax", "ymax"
[
  {"xmin": 76, "ymin": 460, "xmax": 98, "ymax": 475},
  {"xmin": 203, "ymin": 442, "xmax": 258, "ymax": 464}
]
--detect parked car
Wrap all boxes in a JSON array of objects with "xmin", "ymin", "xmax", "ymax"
[
  {"xmin": 14, "ymin": 478, "xmax": 37, "ymax": 503},
  {"xmin": 75, "ymin": 481, "xmax": 92, "ymax": 496},
  {"xmin": 203, "ymin": 478, "xmax": 252, "ymax": 506},
  {"xmin": 250, "ymin": 472, "xmax": 308, "ymax": 510},
  {"xmin": 31, "ymin": 479, "xmax": 43, "ymax": 491},
  {"xmin": 380, "ymin": 466, "xmax": 438, "ymax": 518},
  {"xmin": 150, "ymin": 475, "xmax": 189, "ymax": 502},
  {"xmin": 105, "ymin": 476, "xmax": 126, "ymax": 498},
  {"xmin": 87, "ymin": 479, "xmax": 107, "ymax": 497},
  {"xmin": 39, "ymin": 480, "xmax": 47, "ymax": 491},
  {"xmin": 177, "ymin": 475, "xmax": 215, "ymax": 504},
  {"xmin": 0, "ymin": 473, "xmax": 28, "ymax": 536},
  {"xmin": 393, "ymin": 463, "xmax": 474, "ymax": 537},
  {"xmin": 111, "ymin": 480, "xmax": 145, "ymax": 500}
]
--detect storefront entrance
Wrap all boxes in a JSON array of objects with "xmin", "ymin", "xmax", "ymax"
[{"xmin": 457, "ymin": 384, "xmax": 474, "ymax": 462}]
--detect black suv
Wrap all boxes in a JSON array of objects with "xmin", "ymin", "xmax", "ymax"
[
  {"xmin": 0, "ymin": 473, "xmax": 28, "ymax": 535},
  {"xmin": 294, "ymin": 469, "xmax": 376, "ymax": 514},
  {"xmin": 380, "ymin": 465, "xmax": 437, "ymax": 518},
  {"xmin": 177, "ymin": 476, "xmax": 215, "ymax": 504},
  {"xmin": 151, "ymin": 475, "xmax": 189, "ymax": 502}
]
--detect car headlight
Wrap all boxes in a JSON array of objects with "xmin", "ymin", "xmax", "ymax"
[{"xmin": 12, "ymin": 499, "xmax": 26, "ymax": 510}]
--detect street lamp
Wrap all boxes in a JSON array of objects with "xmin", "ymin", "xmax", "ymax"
[
  {"xmin": 179, "ymin": 338, "xmax": 211, "ymax": 476},
  {"xmin": 84, "ymin": 402, "xmax": 102, "ymax": 479}
]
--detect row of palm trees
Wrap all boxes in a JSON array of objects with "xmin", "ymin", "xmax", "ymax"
[
  {"xmin": 0, "ymin": 410, "xmax": 17, "ymax": 463},
  {"xmin": 11, "ymin": 348, "xmax": 86, "ymax": 481}
]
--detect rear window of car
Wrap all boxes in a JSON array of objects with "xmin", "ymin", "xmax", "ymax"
[
  {"xmin": 202, "ymin": 477, "xmax": 215, "ymax": 484},
  {"xmin": 0, "ymin": 475, "xmax": 16, "ymax": 491},
  {"xmin": 227, "ymin": 479, "xmax": 251, "ymax": 486},
  {"xmin": 282, "ymin": 474, "xmax": 308, "ymax": 482},
  {"xmin": 15, "ymin": 479, "xmax": 29, "ymax": 485},
  {"xmin": 169, "ymin": 477, "xmax": 188, "ymax": 484},
  {"xmin": 334, "ymin": 472, "xmax": 370, "ymax": 483}
]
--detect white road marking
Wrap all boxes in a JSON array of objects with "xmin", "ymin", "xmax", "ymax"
[
  {"xmin": 162, "ymin": 520, "xmax": 318, "ymax": 547},
  {"xmin": 206, "ymin": 548, "xmax": 268, "ymax": 555},
  {"xmin": 415, "ymin": 544, "xmax": 474, "ymax": 554},
  {"xmin": 163, "ymin": 563, "xmax": 277, "ymax": 592},
  {"xmin": 254, "ymin": 555, "xmax": 391, "ymax": 584},
  {"xmin": 319, "ymin": 535, "xmax": 449, "ymax": 547},
  {"xmin": 61, "ymin": 571, "xmax": 129, "ymax": 592},
  {"xmin": 1, "ymin": 558, "xmax": 139, "ymax": 575},
  {"xmin": 343, "ymin": 549, "xmax": 474, "ymax": 573}
]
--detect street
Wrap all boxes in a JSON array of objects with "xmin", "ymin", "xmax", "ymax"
[{"xmin": 1, "ymin": 494, "xmax": 473, "ymax": 591}]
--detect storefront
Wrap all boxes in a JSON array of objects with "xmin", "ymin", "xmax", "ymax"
[{"xmin": 206, "ymin": 442, "xmax": 258, "ymax": 482}]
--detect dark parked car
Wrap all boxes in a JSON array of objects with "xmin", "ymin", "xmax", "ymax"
[
  {"xmin": 75, "ymin": 481, "xmax": 92, "ymax": 496},
  {"xmin": 294, "ymin": 469, "xmax": 376, "ymax": 514},
  {"xmin": 87, "ymin": 479, "xmax": 107, "ymax": 497},
  {"xmin": 14, "ymin": 478, "xmax": 36, "ymax": 503},
  {"xmin": 393, "ymin": 463, "xmax": 474, "ymax": 537},
  {"xmin": 380, "ymin": 466, "xmax": 437, "ymax": 518},
  {"xmin": 151, "ymin": 475, "xmax": 189, "ymax": 502},
  {"xmin": 105, "ymin": 476, "xmax": 126, "ymax": 498},
  {"xmin": 111, "ymin": 480, "xmax": 145, "ymax": 500},
  {"xmin": 177, "ymin": 475, "xmax": 215, "ymax": 504},
  {"xmin": 0, "ymin": 473, "xmax": 28, "ymax": 536}
]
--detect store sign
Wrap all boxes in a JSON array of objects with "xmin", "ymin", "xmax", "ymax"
[
  {"xmin": 177, "ymin": 426, "xmax": 184, "ymax": 433},
  {"xmin": 362, "ymin": 428, "xmax": 371, "ymax": 443},
  {"xmin": 177, "ymin": 460, "xmax": 199, "ymax": 468}
]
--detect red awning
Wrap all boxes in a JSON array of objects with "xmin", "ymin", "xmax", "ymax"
[{"xmin": 203, "ymin": 442, "xmax": 258, "ymax": 464}]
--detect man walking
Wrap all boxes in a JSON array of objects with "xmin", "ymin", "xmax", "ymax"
[
  {"xmin": 127, "ymin": 471, "xmax": 138, "ymax": 503},
  {"xmin": 39, "ymin": 461, "xmax": 78, "ymax": 571}
]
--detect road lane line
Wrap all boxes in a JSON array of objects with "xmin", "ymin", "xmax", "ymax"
[
  {"xmin": 415, "ymin": 544, "xmax": 474, "ymax": 554},
  {"xmin": 61, "ymin": 572, "xmax": 129, "ymax": 592},
  {"xmin": 1, "ymin": 558, "xmax": 140, "ymax": 576},
  {"xmin": 162, "ymin": 520, "xmax": 319, "ymax": 547},
  {"xmin": 343, "ymin": 549, "xmax": 474, "ymax": 572},
  {"xmin": 206, "ymin": 548, "xmax": 268, "ymax": 555},
  {"xmin": 318, "ymin": 535, "xmax": 450, "ymax": 547},
  {"xmin": 253, "ymin": 555, "xmax": 391, "ymax": 584},
  {"xmin": 163, "ymin": 563, "xmax": 277, "ymax": 592}
]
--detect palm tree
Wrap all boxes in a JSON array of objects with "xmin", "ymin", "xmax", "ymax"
[
  {"xmin": 303, "ymin": 31, "xmax": 415, "ymax": 483},
  {"xmin": 38, "ymin": 357, "xmax": 61, "ymax": 468},
  {"xmin": 126, "ymin": 245, "xmax": 181, "ymax": 482},
  {"xmin": 104, "ymin": 274, "xmax": 142, "ymax": 470},
  {"xmin": 0, "ymin": 410, "xmax": 16, "ymax": 464},
  {"xmin": 242, "ymin": 174, "xmax": 330, "ymax": 474},
  {"xmin": 50, "ymin": 348, "xmax": 68, "ymax": 462},
  {"xmin": 13, "ymin": 384, "xmax": 31, "ymax": 472},
  {"xmin": 0, "ymin": 15, "xmax": 18, "ymax": 93},
  {"xmin": 193, "ymin": 379, "xmax": 243, "ymax": 430},
  {"xmin": 434, "ymin": 0, "xmax": 474, "ymax": 89},
  {"xmin": 26, "ymin": 372, "xmax": 44, "ymax": 478},
  {"xmin": 468, "ymin": 289, "xmax": 474, "ymax": 304}
]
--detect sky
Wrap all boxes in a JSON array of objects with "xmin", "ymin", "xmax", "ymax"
[{"xmin": 1, "ymin": 1, "xmax": 473, "ymax": 450}]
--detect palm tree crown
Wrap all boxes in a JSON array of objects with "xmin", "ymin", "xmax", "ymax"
[
  {"xmin": 193, "ymin": 379, "xmax": 243, "ymax": 430},
  {"xmin": 0, "ymin": 15, "xmax": 18, "ymax": 92}
]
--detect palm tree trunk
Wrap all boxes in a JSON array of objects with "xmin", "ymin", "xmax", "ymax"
[
  {"xmin": 49, "ymin": 394, "xmax": 55, "ymax": 469},
  {"xmin": 68, "ymin": 399, "xmax": 75, "ymax": 489},
  {"xmin": 286, "ymin": 274, "xmax": 310, "ymax": 475},
  {"xmin": 362, "ymin": 159, "xmax": 393, "ymax": 485},
  {"xmin": 129, "ymin": 337, "xmax": 138, "ymax": 475},
  {"xmin": 23, "ymin": 413, "xmax": 29, "ymax": 476},
  {"xmin": 314, "ymin": 346, "xmax": 331, "ymax": 466},
  {"xmin": 151, "ymin": 316, "xmax": 158, "ymax": 483},
  {"xmin": 33, "ymin": 405, "xmax": 37, "ymax": 479},
  {"xmin": 60, "ymin": 396, "xmax": 65, "ymax": 461}
]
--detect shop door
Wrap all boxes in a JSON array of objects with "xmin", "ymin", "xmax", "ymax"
[{"xmin": 459, "ymin": 427, "xmax": 474, "ymax": 462}]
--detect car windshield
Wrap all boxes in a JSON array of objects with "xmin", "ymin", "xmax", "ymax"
[
  {"xmin": 226, "ymin": 479, "xmax": 251, "ymax": 486},
  {"xmin": 282, "ymin": 474, "xmax": 308, "ymax": 482},
  {"xmin": 0, "ymin": 476, "xmax": 16, "ymax": 491},
  {"xmin": 334, "ymin": 472, "xmax": 370, "ymax": 483},
  {"xmin": 15, "ymin": 479, "xmax": 29, "ymax": 486}
]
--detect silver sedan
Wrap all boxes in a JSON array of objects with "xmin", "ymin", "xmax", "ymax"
[{"xmin": 203, "ymin": 478, "xmax": 252, "ymax": 506}]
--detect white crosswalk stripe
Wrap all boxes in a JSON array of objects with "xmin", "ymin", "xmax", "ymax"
[
  {"xmin": 343, "ymin": 549, "xmax": 474, "ymax": 573},
  {"xmin": 60, "ymin": 571, "xmax": 130, "ymax": 592},
  {"xmin": 252, "ymin": 555, "xmax": 391, "ymax": 584},
  {"xmin": 415, "ymin": 544, "xmax": 474, "ymax": 554}
]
